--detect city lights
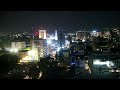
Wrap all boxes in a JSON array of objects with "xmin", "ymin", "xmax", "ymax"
[
  {"xmin": 47, "ymin": 39, "xmax": 52, "ymax": 44},
  {"xmin": 20, "ymin": 56, "xmax": 31, "ymax": 63},
  {"xmin": 93, "ymin": 59, "xmax": 114, "ymax": 68},
  {"xmin": 71, "ymin": 62, "xmax": 75, "ymax": 66},
  {"xmin": 9, "ymin": 48, "xmax": 18, "ymax": 53},
  {"xmin": 57, "ymin": 47, "xmax": 60, "ymax": 52},
  {"xmin": 93, "ymin": 60, "xmax": 105, "ymax": 65},
  {"xmin": 1, "ymin": 11, "xmax": 120, "ymax": 79},
  {"xmin": 82, "ymin": 39, "xmax": 85, "ymax": 42},
  {"xmin": 9, "ymin": 49, "xmax": 14, "ymax": 52},
  {"xmin": 24, "ymin": 75, "xmax": 30, "ymax": 79},
  {"xmin": 107, "ymin": 61, "xmax": 114, "ymax": 68},
  {"xmin": 38, "ymin": 72, "xmax": 43, "ymax": 79},
  {"xmin": 92, "ymin": 30, "xmax": 97, "ymax": 35},
  {"xmin": 97, "ymin": 49, "xmax": 99, "ymax": 51},
  {"xmin": 14, "ymin": 48, "xmax": 18, "ymax": 53},
  {"xmin": 93, "ymin": 30, "xmax": 96, "ymax": 33},
  {"xmin": 28, "ymin": 50, "xmax": 36, "ymax": 56},
  {"xmin": 27, "ymin": 49, "xmax": 39, "ymax": 61}
]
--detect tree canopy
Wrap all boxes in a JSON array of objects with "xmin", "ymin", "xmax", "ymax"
[{"xmin": 0, "ymin": 54, "xmax": 19, "ymax": 78}]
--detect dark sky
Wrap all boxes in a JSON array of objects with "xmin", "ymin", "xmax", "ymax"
[{"xmin": 0, "ymin": 11, "xmax": 120, "ymax": 32}]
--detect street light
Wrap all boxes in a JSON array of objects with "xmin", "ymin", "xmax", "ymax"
[{"xmin": 47, "ymin": 39, "xmax": 52, "ymax": 44}]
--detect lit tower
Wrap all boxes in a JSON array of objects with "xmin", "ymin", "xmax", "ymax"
[
  {"xmin": 55, "ymin": 30, "xmax": 58, "ymax": 40},
  {"xmin": 39, "ymin": 30, "xmax": 47, "ymax": 39}
]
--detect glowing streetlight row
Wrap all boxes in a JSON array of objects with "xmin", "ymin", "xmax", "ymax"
[{"xmin": 9, "ymin": 48, "xmax": 18, "ymax": 53}]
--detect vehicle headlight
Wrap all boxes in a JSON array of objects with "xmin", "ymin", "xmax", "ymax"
[{"xmin": 116, "ymin": 70, "xmax": 120, "ymax": 72}]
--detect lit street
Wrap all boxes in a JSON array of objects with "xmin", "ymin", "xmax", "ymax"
[{"xmin": 1, "ymin": 11, "xmax": 120, "ymax": 79}]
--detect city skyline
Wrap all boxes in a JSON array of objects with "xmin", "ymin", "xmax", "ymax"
[{"xmin": 0, "ymin": 11, "xmax": 120, "ymax": 32}]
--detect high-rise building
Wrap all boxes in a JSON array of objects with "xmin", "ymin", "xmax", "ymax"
[
  {"xmin": 39, "ymin": 30, "xmax": 47, "ymax": 39},
  {"xmin": 39, "ymin": 39, "xmax": 48, "ymax": 58},
  {"xmin": 55, "ymin": 30, "xmax": 58, "ymax": 40},
  {"xmin": 32, "ymin": 39, "xmax": 48, "ymax": 58}
]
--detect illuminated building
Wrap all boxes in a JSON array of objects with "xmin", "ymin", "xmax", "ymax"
[
  {"xmin": 19, "ymin": 49, "xmax": 39, "ymax": 63},
  {"xmin": 76, "ymin": 31, "xmax": 90, "ymax": 43},
  {"xmin": 55, "ymin": 30, "xmax": 58, "ymax": 40},
  {"xmin": 19, "ymin": 51, "xmax": 29, "ymax": 62},
  {"xmin": 90, "ymin": 30, "xmax": 102, "ymax": 37},
  {"xmin": 46, "ymin": 39, "xmax": 59, "ymax": 58},
  {"xmin": 31, "ymin": 39, "xmax": 48, "ymax": 58},
  {"xmin": 39, "ymin": 30, "xmax": 47, "ymax": 39},
  {"xmin": 27, "ymin": 49, "xmax": 39, "ymax": 61},
  {"xmin": 101, "ymin": 31, "xmax": 111, "ymax": 39},
  {"xmin": 67, "ymin": 32, "xmax": 76, "ymax": 42},
  {"xmin": 110, "ymin": 29, "xmax": 120, "ymax": 45},
  {"xmin": 39, "ymin": 39, "xmax": 48, "ymax": 58},
  {"xmin": 92, "ymin": 58, "xmax": 114, "ymax": 74},
  {"xmin": 11, "ymin": 42, "xmax": 26, "ymax": 50},
  {"xmin": 18, "ymin": 39, "xmax": 39, "ymax": 63},
  {"xmin": 46, "ymin": 30, "xmax": 58, "ymax": 40}
]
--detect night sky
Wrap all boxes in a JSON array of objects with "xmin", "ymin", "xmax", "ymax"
[{"xmin": 0, "ymin": 11, "xmax": 120, "ymax": 32}]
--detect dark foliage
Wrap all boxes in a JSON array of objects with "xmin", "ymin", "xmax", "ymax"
[{"xmin": 0, "ymin": 54, "xmax": 19, "ymax": 78}]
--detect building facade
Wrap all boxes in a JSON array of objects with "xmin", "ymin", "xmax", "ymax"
[
  {"xmin": 39, "ymin": 30, "xmax": 47, "ymax": 39},
  {"xmin": 11, "ymin": 42, "xmax": 26, "ymax": 50}
]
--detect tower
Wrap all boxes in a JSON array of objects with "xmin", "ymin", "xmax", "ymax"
[
  {"xmin": 55, "ymin": 30, "xmax": 58, "ymax": 40},
  {"xmin": 39, "ymin": 39, "xmax": 48, "ymax": 58},
  {"xmin": 39, "ymin": 30, "xmax": 47, "ymax": 39}
]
